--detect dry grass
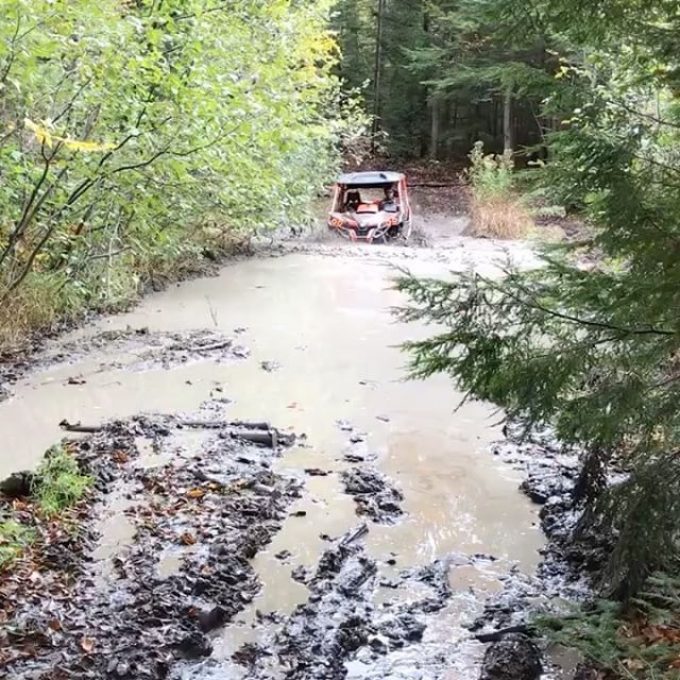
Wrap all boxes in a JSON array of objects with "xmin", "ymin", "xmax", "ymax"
[
  {"xmin": 469, "ymin": 195, "xmax": 533, "ymax": 240},
  {"xmin": 0, "ymin": 280, "xmax": 62, "ymax": 352},
  {"xmin": 0, "ymin": 228, "xmax": 253, "ymax": 354}
]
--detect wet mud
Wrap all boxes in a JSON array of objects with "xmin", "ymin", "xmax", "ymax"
[
  {"xmin": 341, "ymin": 467, "xmax": 404, "ymax": 524},
  {"xmin": 468, "ymin": 424, "xmax": 598, "ymax": 679},
  {"xmin": 0, "ymin": 416, "xmax": 300, "ymax": 679},
  {"xmin": 0, "ymin": 215, "xmax": 572, "ymax": 679},
  {"xmin": 1, "ymin": 329, "xmax": 247, "ymax": 404}
]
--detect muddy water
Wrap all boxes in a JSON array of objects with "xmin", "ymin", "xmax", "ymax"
[{"xmin": 0, "ymin": 244, "xmax": 543, "ymax": 677}]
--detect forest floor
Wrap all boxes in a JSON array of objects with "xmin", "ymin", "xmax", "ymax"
[{"xmin": 0, "ymin": 188, "xmax": 589, "ymax": 680}]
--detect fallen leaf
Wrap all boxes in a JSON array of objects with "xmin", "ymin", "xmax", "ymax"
[
  {"xmin": 48, "ymin": 618, "xmax": 62, "ymax": 632},
  {"xmin": 80, "ymin": 637, "xmax": 95, "ymax": 653},
  {"xmin": 112, "ymin": 450, "xmax": 129, "ymax": 464},
  {"xmin": 179, "ymin": 532, "xmax": 196, "ymax": 546},
  {"xmin": 186, "ymin": 488, "xmax": 206, "ymax": 499}
]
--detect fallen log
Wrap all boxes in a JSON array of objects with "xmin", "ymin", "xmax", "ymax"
[
  {"xmin": 228, "ymin": 420, "xmax": 271, "ymax": 431},
  {"xmin": 230, "ymin": 429, "xmax": 278, "ymax": 448},
  {"xmin": 180, "ymin": 421, "xmax": 293, "ymax": 448},
  {"xmin": 340, "ymin": 523, "xmax": 369, "ymax": 547},
  {"xmin": 475, "ymin": 624, "xmax": 532, "ymax": 643},
  {"xmin": 59, "ymin": 420, "xmax": 104, "ymax": 433},
  {"xmin": 60, "ymin": 419, "xmax": 290, "ymax": 448}
]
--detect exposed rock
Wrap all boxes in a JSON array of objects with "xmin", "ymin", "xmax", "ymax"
[
  {"xmin": 0, "ymin": 471, "xmax": 33, "ymax": 498},
  {"xmin": 479, "ymin": 633, "xmax": 542, "ymax": 680}
]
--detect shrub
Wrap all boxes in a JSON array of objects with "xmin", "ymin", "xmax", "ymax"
[
  {"xmin": 537, "ymin": 573, "xmax": 680, "ymax": 679},
  {"xmin": 465, "ymin": 142, "xmax": 532, "ymax": 239},
  {"xmin": 0, "ymin": 0, "xmax": 364, "ymax": 350},
  {"xmin": 0, "ymin": 521, "xmax": 35, "ymax": 569}
]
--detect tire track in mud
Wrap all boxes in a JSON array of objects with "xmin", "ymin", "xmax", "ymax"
[
  {"xmin": 0, "ymin": 405, "xmax": 507, "ymax": 680},
  {"xmin": 0, "ymin": 416, "xmax": 302, "ymax": 678}
]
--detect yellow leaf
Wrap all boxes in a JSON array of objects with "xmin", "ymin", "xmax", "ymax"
[
  {"xmin": 24, "ymin": 118, "xmax": 53, "ymax": 148},
  {"xmin": 62, "ymin": 138, "xmax": 116, "ymax": 152},
  {"xmin": 24, "ymin": 117, "xmax": 115, "ymax": 152}
]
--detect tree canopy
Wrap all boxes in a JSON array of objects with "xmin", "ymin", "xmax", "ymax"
[
  {"xmin": 0, "ymin": 0, "xmax": 358, "ymax": 347},
  {"xmin": 396, "ymin": 0, "xmax": 680, "ymax": 600}
]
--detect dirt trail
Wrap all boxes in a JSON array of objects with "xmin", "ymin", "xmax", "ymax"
[{"xmin": 0, "ymin": 204, "xmax": 550, "ymax": 679}]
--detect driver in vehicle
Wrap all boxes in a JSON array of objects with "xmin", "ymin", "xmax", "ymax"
[{"xmin": 380, "ymin": 187, "xmax": 398, "ymax": 211}]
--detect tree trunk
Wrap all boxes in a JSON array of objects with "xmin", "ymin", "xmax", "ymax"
[
  {"xmin": 420, "ymin": 3, "xmax": 431, "ymax": 157},
  {"xmin": 573, "ymin": 447, "xmax": 607, "ymax": 504},
  {"xmin": 370, "ymin": 0, "xmax": 385, "ymax": 154},
  {"xmin": 430, "ymin": 96, "xmax": 440, "ymax": 160},
  {"xmin": 503, "ymin": 85, "xmax": 513, "ymax": 154}
]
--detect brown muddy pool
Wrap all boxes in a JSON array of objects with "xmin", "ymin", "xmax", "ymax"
[{"xmin": 0, "ymin": 244, "xmax": 543, "ymax": 678}]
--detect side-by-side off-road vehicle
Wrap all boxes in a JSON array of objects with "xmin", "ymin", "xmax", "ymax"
[{"xmin": 328, "ymin": 171, "xmax": 412, "ymax": 242}]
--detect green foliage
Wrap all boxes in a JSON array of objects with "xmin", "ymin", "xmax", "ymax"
[
  {"xmin": 466, "ymin": 141, "xmax": 514, "ymax": 200},
  {"xmin": 537, "ymin": 574, "xmax": 680, "ymax": 679},
  {"xmin": 396, "ymin": 0, "xmax": 680, "ymax": 599},
  {"xmin": 31, "ymin": 447, "xmax": 91, "ymax": 516},
  {"xmin": 333, "ymin": 0, "xmax": 431, "ymax": 157},
  {"xmin": 334, "ymin": 0, "xmax": 560, "ymax": 158},
  {"xmin": 0, "ymin": 520, "xmax": 35, "ymax": 568},
  {"xmin": 0, "ymin": 0, "xmax": 361, "ymax": 347}
]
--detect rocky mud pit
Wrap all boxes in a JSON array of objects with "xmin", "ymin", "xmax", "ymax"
[{"xmin": 0, "ymin": 201, "xmax": 583, "ymax": 679}]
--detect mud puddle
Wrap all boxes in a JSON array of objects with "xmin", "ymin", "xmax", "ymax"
[{"xmin": 1, "ymin": 243, "xmax": 546, "ymax": 678}]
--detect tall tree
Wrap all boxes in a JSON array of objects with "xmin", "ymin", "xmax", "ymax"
[{"xmin": 397, "ymin": 0, "xmax": 680, "ymax": 597}]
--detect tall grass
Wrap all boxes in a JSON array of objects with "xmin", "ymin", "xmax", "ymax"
[
  {"xmin": 465, "ymin": 142, "xmax": 532, "ymax": 239},
  {"xmin": 31, "ymin": 447, "xmax": 92, "ymax": 516}
]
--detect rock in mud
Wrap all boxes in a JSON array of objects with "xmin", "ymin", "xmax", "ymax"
[
  {"xmin": 341, "ymin": 467, "xmax": 404, "ymax": 523},
  {"xmin": 0, "ymin": 470, "xmax": 33, "ymax": 497},
  {"xmin": 479, "ymin": 633, "xmax": 542, "ymax": 680}
]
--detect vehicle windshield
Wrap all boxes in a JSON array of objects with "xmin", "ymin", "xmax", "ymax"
[{"xmin": 340, "ymin": 185, "xmax": 399, "ymax": 213}]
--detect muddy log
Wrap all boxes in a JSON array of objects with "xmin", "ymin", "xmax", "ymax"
[
  {"xmin": 59, "ymin": 419, "xmax": 104, "ymax": 433},
  {"xmin": 228, "ymin": 420, "xmax": 271, "ymax": 431},
  {"xmin": 475, "ymin": 624, "xmax": 532, "ymax": 643},
  {"xmin": 59, "ymin": 418, "xmax": 291, "ymax": 448},
  {"xmin": 181, "ymin": 421, "xmax": 292, "ymax": 447}
]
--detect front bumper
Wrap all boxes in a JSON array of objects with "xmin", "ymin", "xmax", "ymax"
[{"xmin": 329, "ymin": 223, "xmax": 392, "ymax": 242}]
